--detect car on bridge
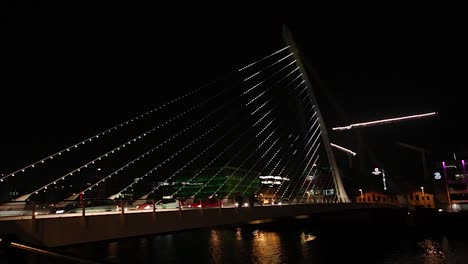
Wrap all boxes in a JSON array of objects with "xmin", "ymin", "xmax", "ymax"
[
  {"xmin": 65, "ymin": 200, "xmax": 119, "ymax": 214},
  {"xmin": 187, "ymin": 199, "xmax": 223, "ymax": 208},
  {"xmin": 135, "ymin": 199, "xmax": 180, "ymax": 210},
  {"xmin": 272, "ymin": 198, "xmax": 289, "ymax": 206}
]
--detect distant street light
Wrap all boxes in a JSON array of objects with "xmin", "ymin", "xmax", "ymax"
[
  {"xmin": 420, "ymin": 186, "xmax": 426, "ymax": 207},
  {"xmin": 358, "ymin": 188, "xmax": 363, "ymax": 201},
  {"xmin": 372, "ymin": 168, "xmax": 387, "ymax": 191}
]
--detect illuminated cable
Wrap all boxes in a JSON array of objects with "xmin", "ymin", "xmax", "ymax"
[
  {"xmin": 289, "ymin": 149, "xmax": 320, "ymax": 200},
  {"xmin": 256, "ymin": 119, "xmax": 275, "ymax": 138},
  {"xmin": 197, "ymin": 134, "xmax": 278, "ymax": 196},
  {"xmin": 246, "ymin": 71, "xmax": 302, "ymax": 107},
  {"xmin": 288, "ymin": 80, "xmax": 306, "ymax": 94},
  {"xmin": 271, "ymin": 139, "xmax": 302, "ymax": 197},
  {"xmin": 20, "ymin": 91, "xmax": 223, "ymax": 200},
  {"xmin": 238, "ymin": 46, "xmax": 290, "ymax": 72},
  {"xmin": 0, "ymin": 47, "xmax": 293, "ymax": 184},
  {"xmin": 225, "ymin": 130, "xmax": 277, "ymax": 198},
  {"xmin": 224, "ymin": 76, "xmax": 308, "ymax": 196},
  {"xmin": 280, "ymin": 126, "xmax": 322, "ymax": 199},
  {"xmin": 142, "ymin": 65, "xmax": 297, "ymax": 198},
  {"xmin": 86, "ymin": 122, "xmax": 222, "ymax": 196},
  {"xmin": 189, "ymin": 111, "xmax": 280, "ymax": 198},
  {"xmin": 242, "ymin": 62, "xmax": 297, "ymax": 96},
  {"xmin": 269, "ymin": 135, "xmax": 300, "ymax": 176},
  {"xmin": 240, "ymin": 138, "xmax": 281, "ymax": 196},
  {"xmin": 193, "ymin": 135, "xmax": 279, "ymax": 198},
  {"xmin": 243, "ymin": 53, "xmax": 293, "ymax": 81},
  {"xmin": 210, "ymin": 132, "xmax": 287, "ymax": 198},
  {"xmin": 0, "ymin": 81, "xmax": 218, "ymax": 184},
  {"xmin": 302, "ymin": 131, "xmax": 323, "ymax": 172},
  {"xmin": 250, "ymin": 135, "xmax": 299, "ymax": 196},
  {"xmin": 253, "ymin": 110, "xmax": 272, "ymax": 127},
  {"xmin": 81, "ymin": 103, "xmax": 228, "ymax": 199},
  {"xmin": 274, "ymin": 99, "xmax": 320, "ymax": 199},
  {"xmin": 299, "ymin": 158, "xmax": 321, "ymax": 198}
]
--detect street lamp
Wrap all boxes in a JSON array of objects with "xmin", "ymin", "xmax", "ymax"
[
  {"xmin": 420, "ymin": 186, "xmax": 426, "ymax": 208},
  {"xmin": 372, "ymin": 168, "xmax": 387, "ymax": 191},
  {"xmin": 358, "ymin": 188, "xmax": 363, "ymax": 201},
  {"xmin": 442, "ymin": 161, "xmax": 453, "ymax": 212}
]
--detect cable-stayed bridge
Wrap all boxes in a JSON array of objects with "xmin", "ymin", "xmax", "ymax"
[{"xmin": 0, "ymin": 27, "xmax": 397, "ymax": 247}]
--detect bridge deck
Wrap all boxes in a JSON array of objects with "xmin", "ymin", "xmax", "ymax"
[{"xmin": 0, "ymin": 203, "xmax": 397, "ymax": 247}]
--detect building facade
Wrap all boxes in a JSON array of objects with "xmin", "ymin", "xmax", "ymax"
[
  {"xmin": 355, "ymin": 191, "xmax": 399, "ymax": 206},
  {"xmin": 405, "ymin": 191, "xmax": 435, "ymax": 209},
  {"xmin": 435, "ymin": 158, "xmax": 468, "ymax": 211}
]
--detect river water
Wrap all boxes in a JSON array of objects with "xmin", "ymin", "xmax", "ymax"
[{"xmin": 3, "ymin": 211, "xmax": 468, "ymax": 263}]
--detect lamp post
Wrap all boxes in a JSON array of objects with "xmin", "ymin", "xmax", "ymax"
[
  {"xmin": 359, "ymin": 188, "xmax": 363, "ymax": 202},
  {"xmin": 420, "ymin": 186, "xmax": 426, "ymax": 208},
  {"xmin": 442, "ymin": 161, "xmax": 453, "ymax": 212},
  {"xmin": 372, "ymin": 168, "xmax": 387, "ymax": 191}
]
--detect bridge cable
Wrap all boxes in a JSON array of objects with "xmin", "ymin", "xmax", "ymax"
[
  {"xmin": 286, "ymin": 130, "xmax": 322, "ymax": 199},
  {"xmin": 233, "ymin": 83, "xmax": 316, "ymax": 197},
  {"xmin": 279, "ymin": 121, "xmax": 321, "ymax": 199},
  {"xmin": 105, "ymin": 51, "xmax": 299, "ymax": 199},
  {"xmin": 0, "ymin": 81, "xmax": 220, "ymax": 184},
  {"xmin": 203, "ymin": 70, "xmax": 305, "ymax": 198},
  {"xmin": 1, "ymin": 46, "xmax": 292, "ymax": 184},
  {"xmin": 288, "ymin": 147, "xmax": 321, "ymax": 200},
  {"xmin": 297, "ymin": 157, "xmax": 322, "ymax": 199},
  {"xmin": 241, "ymin": 61, "xmax": 297, "ymax": 96},
  {"xmin": 238, "ymin": 46, "xmax": 290, "ymax": 72},
  {"xmin": 108, "ymin": 98, "xmax": 240, "ymax": 199},
  {"xmin": 251, "ymin": 134, "xmax": 300, "ymax": 196},
  {"xmin": 178, "ymin": 89, "xmax": 282, "ymax": 198},
  {"xmin": 243, "ymin": 53, "xmax": 293, "ymax": 82},
  {"xmin": 139, "ymin": 51, "xmax": 300, "ymax": 198},
  {"xmin": 18, "ymin": 90, "xmax": 224, "ymax": 201}
]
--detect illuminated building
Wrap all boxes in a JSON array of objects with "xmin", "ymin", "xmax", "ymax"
[
  {"xmin": 435, "ymin": 157, "xmax": 468, "ymax": 212},
  {"xmin": 405, "ymin": 191, "xmax": 435, "ymax": 209},
  {"xmin": 355, "ymin": 191, "xmax": 399, "ymax": 206}
]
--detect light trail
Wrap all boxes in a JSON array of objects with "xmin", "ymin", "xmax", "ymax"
[
  {"xmin": 330, "ymin": 143, "xmax": 357, "ymax": 156},
  {"xmin": 332, "ymin": 112, "xmax": 437, "ymax": 131}
]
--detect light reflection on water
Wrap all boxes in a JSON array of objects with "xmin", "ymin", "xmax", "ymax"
[
  {"xmin": 13, "ymin": 222, "xmax": 468, "ymax": 264},
  {"xmin": 383, "ymin": 236, "xmax": 468, "ymax": 264},
  {"xmin": 209, "ymin": 229, "xmax": 222, "ymax": 264},
  {"xmin": 250, "ymin": 229, "xmax": 284, "ymax": 264}
]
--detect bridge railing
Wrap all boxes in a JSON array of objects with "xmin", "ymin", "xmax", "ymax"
[{"xmin": 0, "ymin": 195, "xmax": 355, "ymax": 220}]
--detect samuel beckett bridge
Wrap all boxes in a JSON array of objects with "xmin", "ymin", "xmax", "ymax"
[{"xmin": 0, "ymin": 27, "xmax": 433, "ymax": 249}]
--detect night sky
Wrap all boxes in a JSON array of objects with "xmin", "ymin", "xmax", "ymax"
[{"xmin": 2, "ymin": 8, "xmax": 467, "ymax": 195}]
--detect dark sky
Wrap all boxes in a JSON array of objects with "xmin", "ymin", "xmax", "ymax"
[{"xmin": 2, "ymin": 8, "xmax": 467, "ymax": 194}]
